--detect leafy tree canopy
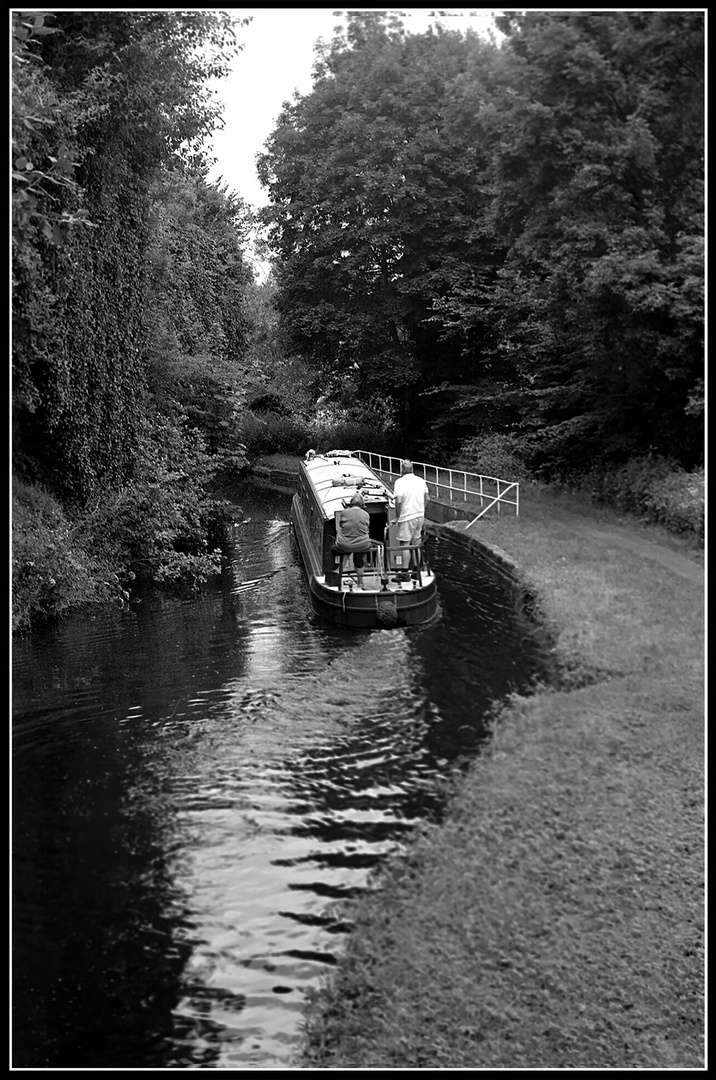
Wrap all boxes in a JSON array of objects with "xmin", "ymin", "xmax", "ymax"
[
  {"xmin": 12, "ymin": 9, "xmax": 254, "ymax": 503},
  {"xmin": 258, "ymin": 13, "xmax": 499, "ymax": 424},
  {"xmin": 259, "ymin": 10, "xmax": 704, "ymax": 470}
]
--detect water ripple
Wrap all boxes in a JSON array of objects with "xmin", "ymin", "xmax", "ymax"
[{"xmin": 12, "ymin": 486, "xmax": 553, "ymax": 1068}]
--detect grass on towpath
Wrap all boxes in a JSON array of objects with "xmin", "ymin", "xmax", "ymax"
[{"xmin": 289, "ymin": 476, "xmax": 705, "ymax": 1069}]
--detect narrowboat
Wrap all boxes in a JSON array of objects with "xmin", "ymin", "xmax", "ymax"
[{"xmin": 290, "ymin": 449, "xmax": 438, "ymax": 629}]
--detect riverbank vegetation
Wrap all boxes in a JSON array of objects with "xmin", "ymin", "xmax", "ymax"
[
  {"xmin": 300, "ymin": 486, "xmax": 704, "ymax": 1069},
  {"xmin": 13, "ymin": 11, "xmax": 702, "ymax": 634},
  {"xmin": 12, "ymin": 11, "xmax": 248, "ymax": 630}
]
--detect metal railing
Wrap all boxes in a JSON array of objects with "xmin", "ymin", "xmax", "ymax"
[{"xmin": 354, "ymin": 450, "xmax": 519, "ymax": 524}]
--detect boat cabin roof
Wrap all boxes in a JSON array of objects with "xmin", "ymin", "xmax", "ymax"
[{"xmin": 301, "ymin": 452, "xmax": 392, "ymax": 521}]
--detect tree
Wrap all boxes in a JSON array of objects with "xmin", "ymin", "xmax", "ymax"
[
  {"xmin": 438, "ymin": 11, "xmax": 705, "ymax": 470},
  {"xmin": 260, "ymin": 10, "xmax": 703, "ymax": 471},
  {"xmin": 12, "ymin": 10, "xmax": 249, "ymax": 501},
  {"xmin": 258, "ymin": 13, "xmax": 499, "ymax": 434},
  {"xmin": 145, "ymin": 168, "xmax": 254, "ymax": 471}
]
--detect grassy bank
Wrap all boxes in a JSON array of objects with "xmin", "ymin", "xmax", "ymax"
[{"xmin": 299, "ymin": 481, "xmax": 705, "ymax": 1068}]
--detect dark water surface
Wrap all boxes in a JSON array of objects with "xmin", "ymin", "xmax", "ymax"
[{"xmin": 12, "ymin": 487, "xmax": 553, "ymax": 1069}]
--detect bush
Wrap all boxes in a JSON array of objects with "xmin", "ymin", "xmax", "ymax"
[
  {"xmin": 12, "ymin": 409, "xmax": 232, "ymax": 632},
  {"xmin": 12, "ymin": 480, "xmax": 126, "ymax": 633},
  {"xmin": 312, "ymin": 420, "xmax": 400, "ymax": 455},
  {"xmin": 454, "ymin": 433, "xmax": 526, "ymax": 480},
  {"xmin": 580, "ymin": 456, "xmax": 704, "ymax": 539},
  {"xmin": 148, "ymin": 351, "xmax": 249, "ymax": 484},
  {"xmin": 235, "ymin": 410, "xmax": 270, "ymax": 455},
  {"xmin": 649, "ymin": 469, "xmax": 705, "ymax": 538},
  {"xmin": 235, "ymin": 409, "xmax": 312, "ymax": 455},
  {"xmin": 234, "ymin": 411, "xmax": 401, "ymax": 458},
  {"xmin": 263, "ymin": 413, "xmax": 314, "ymax": 453},
  {"xmin": 79, "ymin": 411, "xmax": 224, "ymax": 588}
]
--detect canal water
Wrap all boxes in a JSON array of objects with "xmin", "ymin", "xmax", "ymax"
[{"xmin": 12, "ymin": 485, "xmax": 554, "ymax": 1069}]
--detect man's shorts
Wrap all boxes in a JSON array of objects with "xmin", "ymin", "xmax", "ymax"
[{"xmin": 396, "ymin": 516, "xmax": 424, "ymax": 543}]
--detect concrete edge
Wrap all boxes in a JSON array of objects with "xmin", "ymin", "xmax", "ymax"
[{"xmin": 428, "ymin": 519, "xmax": 522, "ymax": 584}]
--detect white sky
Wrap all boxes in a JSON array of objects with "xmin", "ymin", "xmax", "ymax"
[{"xmin": 205, "ymin": 8, "xmax": 501, "ymax": 210}]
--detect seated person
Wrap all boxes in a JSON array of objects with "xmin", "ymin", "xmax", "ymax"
[{"xmin": 334, "ymin": 493, "xmax": 374, "ymax": 589}]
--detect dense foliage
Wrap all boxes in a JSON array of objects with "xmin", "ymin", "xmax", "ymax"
[
  {"xmin": 258, "ymin": 11, "xmax": 704, "ymax": 475},
  {"xmin": 12, "ymin": 10, "xmax": 257, "ymax": 628},
  {"xmin": 12, "ymin": 11, "xmax": 704, "ymax": 630},
  {"xmin": 13, "ymin": 10, "xmax": 241, "ymax": 492},
  {"xmin": 145, "ymin": 170, "xmax": 255, "ymax": 475},
  {"xmin": 12, "ymin": 479, "xmax": 128, "ymax": 634}
]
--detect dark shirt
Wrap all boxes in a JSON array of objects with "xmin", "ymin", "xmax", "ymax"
[{"xmin": 336, "ymin": 505, "xmax": 372, "ymax": 551}]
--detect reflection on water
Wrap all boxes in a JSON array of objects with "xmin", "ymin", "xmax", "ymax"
[{"xmin": 12, "ymin": 487, "xmax": 553, "ymax": 1068}]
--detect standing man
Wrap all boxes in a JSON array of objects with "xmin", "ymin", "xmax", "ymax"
[{"xmin": 392, "ymin": 459, "xmax": 429, "ymax": 576}]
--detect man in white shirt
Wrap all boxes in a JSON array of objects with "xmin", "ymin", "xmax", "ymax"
[{"xmin": 392, "ymin": 459, "xmax": 429, "ymax": 575}]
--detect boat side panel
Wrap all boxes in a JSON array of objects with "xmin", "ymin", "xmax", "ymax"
[
  {"xmin": 291, "ymin": 495, "xmax": 323, "ymax": 579},
  {"xmin": 295, "ymin": 475, "xmax": 328, "ymax": 567}
]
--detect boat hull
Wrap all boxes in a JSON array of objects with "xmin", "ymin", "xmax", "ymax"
[{"xmin": 291, "ymin": 494, "xmax": 438, "ymax": 629}]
